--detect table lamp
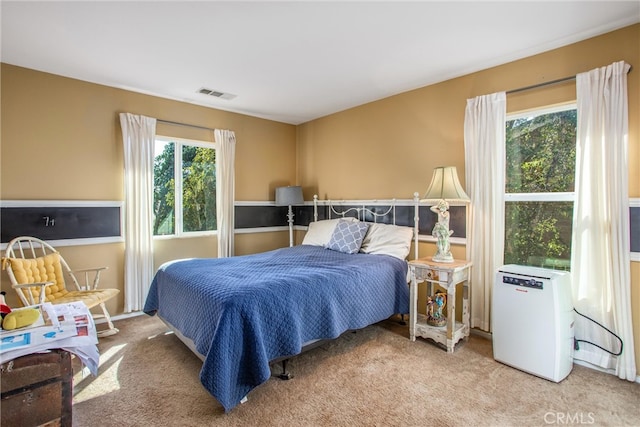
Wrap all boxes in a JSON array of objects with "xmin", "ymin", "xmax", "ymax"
[
  {"xmin": 421, "ymin": 166, "xmax": 470, "ymax": 262},
  {"xmin": 275, "ymin": 186, "xmax": 304, "ymax": 247}
]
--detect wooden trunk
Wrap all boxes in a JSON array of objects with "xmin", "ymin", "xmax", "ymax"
[{"xmin": 0, "ymin": 350, "xmax": 72, "ymax": 427}]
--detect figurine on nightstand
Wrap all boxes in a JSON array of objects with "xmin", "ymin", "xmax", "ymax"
[
  {"xmin": 426, "ymin": 291, "xmax": 447, "ymax": 327},
  {"xmin": 431, "ymin": 200, "xmax": 454, "ymax": 262}
]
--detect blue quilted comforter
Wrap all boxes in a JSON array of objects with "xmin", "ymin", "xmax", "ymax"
[{"xmin": 143, "ymin": 245, "xmax": 409, "ymax": 412}]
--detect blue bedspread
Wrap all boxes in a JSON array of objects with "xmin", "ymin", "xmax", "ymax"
[{"xmin": 143, "ymin": 245, "xmax": 409, "ymax": 412}]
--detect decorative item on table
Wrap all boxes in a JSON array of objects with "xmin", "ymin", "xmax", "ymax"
[
  {"xmin": 0, "ymin": 291, "xmax": 41, "ymax": 330},
  {"xmin": 275, "ymin": 185, "xmax": 304, "ymax": 247},
  {"xmin": 421, "ymin": 166, "xmax": 470, "ymax": 263},
  {"xmin": 0, "ymin": 292, "xmax": 11, "ymax": 320},
  {"xmin": 426, "ymin": 291, "xmax": 447, "ymax": 327}
]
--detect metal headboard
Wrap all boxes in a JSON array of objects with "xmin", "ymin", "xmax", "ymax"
[{"xmin": 312, "ymin": 193, "xmax": 421, "ymax": 260}]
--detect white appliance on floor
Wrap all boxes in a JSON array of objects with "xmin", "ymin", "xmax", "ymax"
[{"xmin": 492, "ymin": 264, "xmax": 574, "ymax": 382}]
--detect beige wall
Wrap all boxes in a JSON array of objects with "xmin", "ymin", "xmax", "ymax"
[
  {"xmin": 297, "ymin": 24, "xmax": 638, "ymax": 197},
  {"xmin": 1, "ymin": 64, "xmax": 297, "ymax": 314},
  {"xmin": 297, "ymin": 24, "xmax": 640, "ymax": 370}
]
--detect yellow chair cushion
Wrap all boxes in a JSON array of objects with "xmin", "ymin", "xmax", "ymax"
[
  {"xmin": 6, "ymin": 253, "xmax": 120, "ymax": 309},
  {"xmin": 6, "ymin": 253, "xmax": 70, "ymax": 303},
  {"xmin": 50, "ymin": 289, "xmax": 120, "ymax": 310}
]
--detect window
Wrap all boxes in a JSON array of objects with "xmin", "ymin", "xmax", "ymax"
[
  {"xmin": 153, "ymin": 137, "xmax": 217, "ymax": 236},
  {"xmin": 504, "ymin": 104, "xmax": 576, "ymax": 270}
]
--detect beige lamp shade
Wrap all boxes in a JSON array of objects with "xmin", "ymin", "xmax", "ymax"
[{"xmin": 421, "ymin": 166, "xmax": 470, "ymax": 203}]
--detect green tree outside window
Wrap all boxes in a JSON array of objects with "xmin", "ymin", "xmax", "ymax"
[
  {"xmin": 504, "ymin": 108, "xmax": 576, "ymax": 270},
  {"xmin": 153, "ymin": 139, "xmax": 216, "ymax": 236}
]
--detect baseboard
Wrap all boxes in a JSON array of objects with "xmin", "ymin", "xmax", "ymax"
[
  {"xmin": 572, "ymin": 359, "xmax": 640, "ymax": 384},
  {"xmin": 473, "ymin": 328, "xmax": 640, "ymax": 383},
  {"xmin": 470, "ymin": 328, "xmax": 492, "ymax": 340},
  {"xmin": 94, "ymin": 310, "xmax": 145, "ymax": 324}
]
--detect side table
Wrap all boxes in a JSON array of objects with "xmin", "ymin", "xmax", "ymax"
[
  {"xmin": 0, "ymin": 349, "xmax": 73, "ymax": 427},
  {"xmin": 409, "ymin": 258, "xmax": 472, "ymax": 352}
]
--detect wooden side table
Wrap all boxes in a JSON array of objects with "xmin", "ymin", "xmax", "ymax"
[
  {"xmin": 0, "ymin": 349, "xmax": 73, "ymax": 427},
  {"xmin": 409, "ymin": 258, "xmax": 472, "ymax": 352}
]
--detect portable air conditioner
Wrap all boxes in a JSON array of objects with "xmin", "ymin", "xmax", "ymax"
[{"xmin": 492, "ymin": 265, "xmax": 574, "ymax": 382}]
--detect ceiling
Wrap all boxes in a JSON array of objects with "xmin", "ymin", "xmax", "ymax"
[{"xmin": 2, "ymin": 1, "xmax": 639, "ymax": 125}]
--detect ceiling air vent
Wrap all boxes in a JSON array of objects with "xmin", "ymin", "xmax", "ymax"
[{"xmin": 197, "ymin": 87, "xmax": 237, "ymax": 100}]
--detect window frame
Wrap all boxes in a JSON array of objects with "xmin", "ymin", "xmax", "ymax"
[{"xmin": 154, "ymin": 135, "xmax": 217, "ymax": 239}]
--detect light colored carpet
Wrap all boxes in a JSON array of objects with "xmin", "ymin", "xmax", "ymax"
[{"xmin": 72, "ymin": 314, "xmax": 639, "ymax": 426}]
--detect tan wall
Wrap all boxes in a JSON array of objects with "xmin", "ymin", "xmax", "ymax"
[
  {"xmin": 1, "ymin": 64, "xmax": 297, "ymax": 314},
  {"xmin": 297, "ymin": 25, "xmax": 640, "ymax": 370}
]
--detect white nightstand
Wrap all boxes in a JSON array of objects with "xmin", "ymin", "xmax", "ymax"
[{"xmin": 408, "ymin": 258, "xmax": 472, "ymax": 352}]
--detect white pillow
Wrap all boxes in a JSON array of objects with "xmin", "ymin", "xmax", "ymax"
[
  {"xmin": 301, "ymin": 217, "xmax": 358, "ymax": 247},
  {"xmin": 359, "ymin": 222, "xmax": 414, "ymax": 260}
]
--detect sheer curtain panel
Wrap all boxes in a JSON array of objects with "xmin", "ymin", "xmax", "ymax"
[
  {"xmin": 214, "ymin": 129, "xmax": 236, "ymax": 258},
  {"xmin": 120, "ymin": 113, "xmax": 156, "ymax": 312},
  {"xmin": 571, "ymin": 61, "xmax": 635, "ymax": 380},
  {"xmin": 464, "ymin": 92, "xmax": 506, "ymax": 331}
]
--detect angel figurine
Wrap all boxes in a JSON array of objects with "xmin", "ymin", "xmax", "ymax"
[{"xmin": 431, "ymin": 200, "xmax": 454, "ymax": 262}]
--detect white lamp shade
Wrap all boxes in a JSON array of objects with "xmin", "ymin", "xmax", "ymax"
[
  {"xmin": 422, "ymin": 166, "xmax": 470, "ymax": 202},
  {"xmin": 275, "ymin": 186, "xmax": 304, "ymax": 206}
]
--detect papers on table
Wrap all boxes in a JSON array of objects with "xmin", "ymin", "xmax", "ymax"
[{"xmin": 0, "ymin": 302, "xmax": 99, "ymax": 375}]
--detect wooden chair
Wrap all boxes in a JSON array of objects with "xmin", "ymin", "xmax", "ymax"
[{"xmin": 2, "ymin": 236, "xmax": 119, "ymax": 337}]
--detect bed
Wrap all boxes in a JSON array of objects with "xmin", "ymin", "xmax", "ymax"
[{"xmin": 143, "ymin": 196, "xmax": 420, "ymax": 412}]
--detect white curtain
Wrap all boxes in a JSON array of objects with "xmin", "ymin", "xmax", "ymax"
[
  {"xmin": 464, "ymin": 92, "xmax": 506, "ymax": 331},
  {"xmin": 214, "ymin": 129, "xmax": 236, "ymax": 258},
  {"xmin": 119, "ymin": 113, "xmax": 156, "ymax": 313},
  {"xmin": 571, "ymin": 61, "xmax": 635, "ymax": 380}
]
